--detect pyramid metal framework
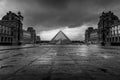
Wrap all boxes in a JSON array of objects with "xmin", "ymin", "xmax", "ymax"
[{"xmin": 50, "ymin": 31, "xmax": 71, "ymax": 44}]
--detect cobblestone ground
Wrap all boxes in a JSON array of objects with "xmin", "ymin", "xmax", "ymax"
[{"xmin": 0, "ymin": 45, "xmax": 120, "ymax": 80}]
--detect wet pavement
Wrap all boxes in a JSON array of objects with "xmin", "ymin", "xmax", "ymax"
[
  {"xmin": 0, "ymin": 45, "xmax": 120, "ymax": 80},
  {"xmin": 0, "ymin": 44, "xmax": 37, "ymax": 51}
]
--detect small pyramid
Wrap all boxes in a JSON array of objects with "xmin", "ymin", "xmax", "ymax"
[{"xmin": 50, "ymin": 31, "xmax": 71, "ymax": 44}]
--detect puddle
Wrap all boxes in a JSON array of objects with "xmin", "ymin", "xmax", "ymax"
[
  {"xmin": 21, "ymin": 70, "xmax": 27, "ymax": 73},
  {"xmin": 0, "ymin": 65, "xmax": 14, "ymax": 69},
  {"xmin": 10, "ymin": 59, "xmax": 17, "ymax": 62},
  {"xmin": 13, "ymin": 53, "xmax": 24, "ymax": 57},
  {"xmin": 98, "ymin": 68, "xmax": 108, "ymax": 73},
  {"xmin": 68, "ymin": 53, "xmax": 77, "ymax": 56},
  {"xmin": 0, "ymin": 57, "xmax": 9, "ymax": 61}
]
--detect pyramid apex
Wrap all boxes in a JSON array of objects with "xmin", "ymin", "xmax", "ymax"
[{"xmin": 59, "ymin": 30, "xmax": 63, "ymax": 32}]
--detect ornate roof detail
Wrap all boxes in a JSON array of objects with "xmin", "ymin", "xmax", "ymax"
[{"xmin": 2, "ymin": 11, "xmax": 23, "ymax": 21}]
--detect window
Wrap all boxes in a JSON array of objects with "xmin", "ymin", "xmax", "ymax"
[
  {"xmin": 116, "ymin": 37, "xmax": 118, "ymax": 42},
  {"xmin": 0, "ymin": 25, "xmax": 2, "ymax": 33},
  {"xmin": 1, "ymin": 37, "xmax": 3, "ymax": 42},
  {"xmin": 107, "ymin": 38, "xmax": 109, "ymax": 42},
  {"xmin": 110, "ymin": 31, "xmax": 112, "ymax": 36},
  {"xmin": 5, "ymin": 37, "xmax": 7, "ymax": 42},
  {"xmin": 113, "ymin": 30, "xmax": 115, "ymax": 35},
  {"xmin": 115, "ymin": 30, "xmax": 117, "ymax": 35},
  {"xmin": 112, "ymin": 27, "xmax": 115, "ymax": 35},
  {"xmin": 112, "ymin": 30, "xmax": 114, "ymax": 35},
  {"xmin": 118, "ymin": 25, "xmax": 120, "ymax": 34},
  {"xmin": 6, "ymin": 27, "xmax": 8, "ymax": 34},
  {"xmin": 115, "ymin": 26, "xmax": 118, "ymax": 35},
  {"xmin": 8, "ymin": 37, "xmax": 10, "ymax": 42},
  {"xmin": 5, "ymin": 27, "xmax": 7, "ymax": 34},
  {"xmin": 2, "ymin": 26, "xmax": 5, "ymax": 34},
  {"xmin": 112, "ymin": 27, "xmax": 115, "ymax": 31},
  {"xmin": 112, "ymin": 37, "xmax": 114, "ymax": 42},
  {"xmin": 9, "ymin": 28, "xmax": 11, "ymax": 35},
  {"xmin": 10, "ymin": 38, "xmax": 12, "ymax": 43}
]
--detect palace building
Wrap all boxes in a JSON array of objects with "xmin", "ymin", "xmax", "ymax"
[
  {"xmin": 36, "ymin": 36, "xmax": 41, "ymax": 43},
  {"xmin": 89, "ymin": 29, "xmax": 98, "ymax": 44},
  {"xmin": 21, "ymin": 29, "xmax": 31, "ymax": 44},
  {"xmin": 0, "ymin": 23, "xmax": 13, "ymax": 45},
  {"xmin": 0, "ymin": 11, "xmax": 38, "ymax": 45},
  {"xmin": 27, "ymin": 27, "xmax": 36, "ymax": 44},
  {"xmin": 0, "ymin": 11, "xmax": 23, "ymax": 45},
  {"xmin": 85, "ymin": 27, "xmax": 98, "ymax": 44},
  {"xmin": 98, "ymin": 11, "xmax": 120, "ymax": 46}
]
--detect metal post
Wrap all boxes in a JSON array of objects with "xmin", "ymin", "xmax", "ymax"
[{"xmin": 101, "ymin": 18, "xmax": 105, "ymax": 46}]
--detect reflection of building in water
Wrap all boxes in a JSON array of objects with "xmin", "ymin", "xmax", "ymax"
[{"xmin": 50, "ymin": 31, "xmax": 71, "ymax": 45}]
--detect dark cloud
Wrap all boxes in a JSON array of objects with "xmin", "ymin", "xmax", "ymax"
[
  {"xmin": 4, "ymin": 0, "xmax": 120, "ymax": 30},
  {"xmin": 39, "ymin": 0, "xmax": 70, "ymax": 9},
  {"xmin": 94, "ymin": 0, "xmax": 120, "ymax": 6}
]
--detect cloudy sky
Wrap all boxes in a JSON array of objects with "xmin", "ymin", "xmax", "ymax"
[{"xmin": 0, "ymin": 0, "xmax": 120, "ymax": 40}]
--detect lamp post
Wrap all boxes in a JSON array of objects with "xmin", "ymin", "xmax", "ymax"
[
  {"xmin": 101, "ymin": 18, "xmax": 106, "ymax": 46},
  {"xmin": 17, "ymin": 11, "xmax": 23, "ymax": 45}
]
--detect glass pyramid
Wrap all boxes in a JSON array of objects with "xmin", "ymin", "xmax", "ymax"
[{"xmin": 50, "ymin": 31, "xmax": 71, "ymax": 44}]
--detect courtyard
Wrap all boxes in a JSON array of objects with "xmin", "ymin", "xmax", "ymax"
[{"xmin": 0, "ymin": 45, "xmax": 120, "ymax": 80}]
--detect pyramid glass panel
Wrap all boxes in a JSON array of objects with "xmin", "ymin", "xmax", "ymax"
[{"xmin": 50, "ymin": 31, "xmax": 71, "ymax": 44}]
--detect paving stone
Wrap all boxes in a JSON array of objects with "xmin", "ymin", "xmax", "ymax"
[{"xmin": 0, "ymin": 45, "xmax": 120, "ymax": 80}]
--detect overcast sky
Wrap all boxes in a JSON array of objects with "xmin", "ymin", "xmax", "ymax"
[{"xmin": 0, "ymin": 0, "xmax": 120, "ymax": 40}]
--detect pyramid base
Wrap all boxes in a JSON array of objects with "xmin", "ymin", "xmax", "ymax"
[{"xmin": 50, "ymin": 40, "xmax": 72, "ymax": 45}]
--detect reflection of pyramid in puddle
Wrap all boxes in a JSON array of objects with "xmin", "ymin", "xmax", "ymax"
[{"xmin": 50, "ymin": 31, "xmax": 71, "ymax": 45}]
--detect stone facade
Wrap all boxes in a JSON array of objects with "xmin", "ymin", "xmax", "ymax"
[
  {"xmin": 22, "ymin": 30, "xmax": 31, "ymax": 44},
  {"xmin": 0, "ymin": 11, "xmax": 38, "ymax": 45},
  {"xmin": 106, "ymin": 23, "xmax": 120, "ymax": 46},
  {"xmin": 85, "ymin": 27, "xmax": 98, "ymax": 44},
  {"xmin": 0, "ymin": 23, "xmax": 13, "ymax": 45},
  {"xmin": 0, "ymin": 11, "xmax": 23, "ymax": 45},
  {"xmin": 85, "ymin": 27, "xmax": 93, "ymax": 43},
  {"xmin": 90, "ymin": 29, "xmax": 99, "ymax": 44},
  {"xmin": 98, "ymin": 11, "xmax": 120, "ymax": 46},
  {"xmin": 27, "ymin": 27, "xmax": 36, "ymax": 44},
  {"xmin": 36, "ymin": 36, "xmax": 41, "ymax": 43}
]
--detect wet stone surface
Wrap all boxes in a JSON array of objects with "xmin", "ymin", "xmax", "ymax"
[{"xmin": 0, "ymin": 45, "xmax": 120, "ymax": 80}]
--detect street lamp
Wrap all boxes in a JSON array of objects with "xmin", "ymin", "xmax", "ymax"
[{"xmin": 101, "ymin": 18, "xmax": 106, "ymax": 46}]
